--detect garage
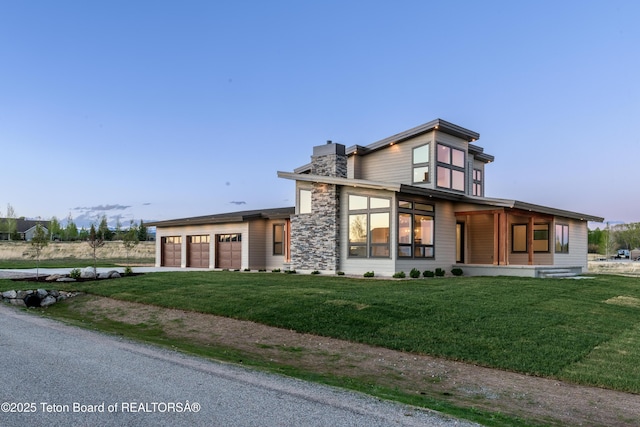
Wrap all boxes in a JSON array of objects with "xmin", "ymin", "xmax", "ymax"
[
  {"xmin": 161, "ymin": 236, "xmax": 182, "ymax": 267},
  {"xmin": 216, "ymin": 234, "xmax": 242, "ymax": 269},
  {"xmin": 187, "ymin": 235, "xmax": 210, "ymax": 268}
]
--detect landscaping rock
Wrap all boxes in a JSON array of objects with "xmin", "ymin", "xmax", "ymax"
[
  {"xmin": 56, "ymin": 277, "xmax": 76, "ymax": 282},
  {"xmin": 40, "ymin": 295, "xmax": 57, "ymax": 307},
  {"xmin": 80, "ymin": 267, "xmax": 97, "ymax": 279},
  {"xmin": 37, "ymin": 289, "xmax": 48, "ymax": 298},
  {"xmin": 1, "ymin": 288, "xmax": 80, "ymax": 307},
  {"xmin": 2, "ymin": 290, "xmax": 17, "ymax": 299}
]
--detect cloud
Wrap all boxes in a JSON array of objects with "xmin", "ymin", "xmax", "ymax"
[
  {"xmin": 230, "ymin": 201, "xmax": 246, "ymax": 205},
  {"xmin": 74, "ymin": 204, "xmax": 131, "ymax": 212}
]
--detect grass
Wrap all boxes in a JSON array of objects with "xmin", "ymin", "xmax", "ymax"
[{"xmin": 3, "ymin": 271, "xmax": 638, "ymax": 393}]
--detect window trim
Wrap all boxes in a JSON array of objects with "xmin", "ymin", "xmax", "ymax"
[
  {"xmin": 436, "ymin": 143, "xmax": 466, "ymax": 192},
  {"xmin": 555, "ymin": 224, "xmax": 569, "ymax": 253},
  {"xmin": 273, "ymin": 223, "xmax": 285, "ymax": 256},
  {"xmin": 412, "ymin": 143, "xmax": 430, "ymax": 184},
  {"xmin": 397, "ymin": 199, "xmax": 435, "ymax": 259},
  {"xmin": 473, "ymin": 168, "xmax": 483, "ymax": 196},
  {"xmin": 347, "ymin": 194, "xmax": 391, "ymax": 259}
]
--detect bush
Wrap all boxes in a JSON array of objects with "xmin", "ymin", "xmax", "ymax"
[
  {"xmin": 363, "ymin": 271, "xmax": 375, "ymax": 278},
  {"xmin": 311, "ymin": 270, "xmax": 320, "ymax": 275},
  {"xmin": 435, "ymin": 268, "xmax": 446, "ymax": 277},
  {"xmin": 244, "ymin": 268, "xmax": 251, "ymax": 272},
  {"xmin": 123, "ymin": 266, "xmax": 133, "ymax": 276},
  {"xmin": 272, "ymin": 268, "xmax": 281, "ymax": 273},
  {"xmin": 393, "ymin": 271, "xmax": 406, "ymax": 278},
  {"xmin": 284, "ymin": 269, "xmax": 297, "ymax": 274},
  {"xmin": 69, "ymin": 268, "xmax": 81, "ymax": 279},
  {"xmin": 409, "ymin": 268, "xmax": 421, "ymax": 278},
  {"xmin": 451, "ymin": 267, "xmax": 464, "ymax": 276},
  {"xmin": 423, "ymin": 270, "xmax": 435, "ymax": 278},
  {"xmin": 336, "ymin": 271, "xmax": 345, "ymax": 276}
]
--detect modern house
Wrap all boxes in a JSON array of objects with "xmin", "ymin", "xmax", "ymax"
[
  {"xmin": 0, "ymin": 218, "xmax": 50, "ymax": 241},
  {"xmin": 149, "ymin": 119, "xmax": 603, "ymax": 277}
]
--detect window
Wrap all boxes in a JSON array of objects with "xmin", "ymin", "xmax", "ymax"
[
  {"xmin": 299, "ymin": 189, "xmax": 312, "ymax": 214},
  {"xmin": 512, "ymin": 223, "xmax": 550, "ymax": 253},
  {"xmin": 412, "ymin": 144, "xmax": 430, "ymax": 183},
  {"xmin": 165, "ymin": 236, "xmax": 182, "ymax": 244},
  {"xmin": 273, "ymin": 224, "xmax": 284, "ymax": 255},
  {"xmin": 398, "ymin": 200, "xmax": 435, "ymax": 258},
  {"xmin": 436, "ymin": 144, "xmax": 465, "ymax": 192},
  {"xmin": 555, "ymin": 224, "xmax": 569, "ymax": 253},
  {"xmin": 473, "ymin": 169, "xmax": 483, "ymax": 196},
  {"xmin": 348, "ymin": 195, "xmax": 390, "ymax": 258},
  {"xmin": 189, "ymin": 235, "xmax": 210, "ymax": 244},
  {"xmin": 533, "ymin": 224, "xmax": 549, "ymax": 252}
]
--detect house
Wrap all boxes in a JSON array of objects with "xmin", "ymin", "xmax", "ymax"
[
  {"xmin": 0, "ymin": 218, "xmax": 50, "ymax": 241},
  {"xmin": 150, "ymin": 119, "xmax": 604, "ymax": 276}
]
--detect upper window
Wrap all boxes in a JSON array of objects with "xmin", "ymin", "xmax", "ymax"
[
  {"xmin": 299, "ymin": 189, "xmax": 312, "ymax": 214},
  {"xmin": 412, "ymin": 144, "xmax": 430, "ymax": 184},
  {"xmin": 348, "ymin": 195, "xmax": 391, "ymax": 258},
  {"xmin": 436, "ymin": 144, "xmax": 465, "ymax": 192},
  {"xmin": 555, "ymin": 224, "xmax": 569, "ymax": 253},
  {"xmin": 473, "ymin": 169, "xmax": 483, "ymax": 196},
  {"xmin": 398, "ymin": 200, "xmax": 435, "ymax": 258}
]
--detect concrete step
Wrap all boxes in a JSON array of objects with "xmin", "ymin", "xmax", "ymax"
[{"xmin": 538, "ymin": 269, "xmax": 578, "ymax": 278}]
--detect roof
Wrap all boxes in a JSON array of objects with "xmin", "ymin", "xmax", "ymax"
[
  {"xmin": 146, "ymin": 207, "xmax": 295, "ymax": 228},
  {"xmin": 277, "ymin": 172, "xmax": 604, "ymax": 222},
  {"xmin": 294, "ymin": 118, "xmax": 494, "ymax": 173},
  {"xmin": 0, "ymin": 218, "xmax": 50, "ymax": 233}
]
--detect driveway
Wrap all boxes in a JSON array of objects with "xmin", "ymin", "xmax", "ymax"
[{"xmin": 0, "ymin": 303, "xmax": 476, "ymax": 427}]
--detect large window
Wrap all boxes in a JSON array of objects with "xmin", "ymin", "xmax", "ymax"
[
  {"xmin": 512, "ymin": 223, "xmax": 550, "ymax": 253},
  {"xmin": 412, "ymin": 144, "xmax": 430, "ymax": 184},
  {"xmin": 555, "ymin": 224, "xmax": 569, "ymax": 253},
  {"xmin": 348, "ymin": 195, "xmax": 390, "ymax": 258},
  {"xmin": 436, "ymin": 144, "xmax": 465, "ymax": 192},
  {"xmin": 398, "ymin": 200, "xmax": 435, "ymax": 258},
  {"xmin": 273, "ymin": 224, "xmax": 285, "ymax": 255},
  {"xmin": 299, "ymin": 189, "xmax": 311, "ymax": 214}
]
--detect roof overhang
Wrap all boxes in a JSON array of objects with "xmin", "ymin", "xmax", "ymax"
[
  {"xmin": 147, "ymin": 207, "xmax": 295, "ymax": 228},
  {"xmin": 277, "ymin": 171, "xmax": 401, "ymax": 192}
]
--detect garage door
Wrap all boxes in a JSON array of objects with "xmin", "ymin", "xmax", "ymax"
[
  {"xmin": 216, "ymin": 234, "xmax": 242, "ymax": 270},
  {"xmin": 161, "ymin": 236, "xmax": 182, "ymax": 267},
  {"xmin": 188, "ymin": 235, "xmax": 210, "ymax": 268}
]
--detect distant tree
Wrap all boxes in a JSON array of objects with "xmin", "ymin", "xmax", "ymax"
[
  {"xmin": 87, "ymin": 224, "xmax": 105, "ymax": 278},
  {"xmin": 78, "ymin": 227, "xmax": 89, "ymax": 241},
  {"xmin": 5, "ymin": 203, "xmax": 17, "ymax": 240},
  {"xmin": 64, "ymin": 214, "xmax": 79, "ymax": 241},
  {"xmin": 48, "ymin": 216, "xmax": 63, "ymax": 241},
  {"xmin": 31, "ymin": 223, "xmax": 49, "ymax": 279},
  {"xmin": 114, "ymin": 218, "xmax": 123, "ymax": 241},
  {"xmin": 137, "ymin": 220, "xmax": 148, "ymax": 242},
  {"xmin": 98, "ymin": 215, "xmax": 113, "ymax": 241},
  {"xmin": 123, "ymin": 221, "xmax": 139, "ymax": 266}
]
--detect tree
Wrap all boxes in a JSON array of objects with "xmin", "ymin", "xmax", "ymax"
[
  {"xmin": 114, "ymin": 218, "xmax": 123, "ymax": 241},
  {"xmin": 98, "ymin": 215, "xmax": 113, "ymax": 241},
  {"xmin": 48, "ymin": 216, "xmax": 63, "ymax": 241},
  {"xmin": 31, "ymin": 223, "xmax": 49, "ymax": 279},
  {"xmin": 137, "ymin": 220, "xmax": 148, "ymax": 242},
  {"xmin": 64, "ymin": 214, "xmax": 79, "ymax": 241},
  {"xmin": 122, "ymin": 221, "xmax": 139, "ymax": 266},
  {"xmin": 5, "ymin": 203, "xmax": 17, "ymax": 240},
  {"xmin": 87, "ymin": 224, "xmax": 105, "ymax": 278}
]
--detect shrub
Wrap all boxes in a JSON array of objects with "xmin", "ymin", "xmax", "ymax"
[
  {"xmin": 284, "ymin": 269, "xmax": 297, "ymax": 274},
  {"xmin": 336, "ymin": 271, "xmax": 345, "ymax": 276},
  {"xmin": 123, "ymin": 266, "xmax": 133, "ymax": 276},
  {"xmin": 393, "ymin": 271, "xmax": 406, "ymax": 278},
  {"xmin": 409, "ymin": 268, "xmax": 421, "ymax": 278},
  {"xmin": 244, "ymin": 268, "xmax": 251, "ymax": 272},
  {"xmin": 435, "ymin": 267, "xmax": 446, "ymax": 277},
  {"xmin": 423, "ymin": 270, "xmax": 435, "ymax": 278},
  {"xmin": 272, "ymin": 268, "xmax": 281, "ymax": 273},
  {"xmin": 363, "ymin": 271, "xmax": 375, "ymax": 278},
  {"xmin": 311, "ymin": 270, "xmax": 320, "ymax": 275},
  {"xmin": 69, "ymin": 268, "xmax": 81, "ymax": 279},
  {"xmin": 451, "ymin": 267, "xmax": 464, "ymax": 276}
]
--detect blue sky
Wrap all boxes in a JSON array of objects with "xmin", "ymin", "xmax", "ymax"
[{"xmin": 1, "ymin": 1, "xmax": 638, "ymax": 229}]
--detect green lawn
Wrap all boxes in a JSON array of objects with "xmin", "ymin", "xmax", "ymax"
[{"xmin": 2, "ymin": 271, "xmax": 640, "ymax": 393}]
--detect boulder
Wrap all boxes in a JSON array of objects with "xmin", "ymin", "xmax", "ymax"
[
  {"xmin": 40, "ymin": 295, "xmax": 57, "ymax": 307},
  {"xmin": 2, "ymin": 290, "xmax": 17, "ymax": 299},
  {"xmin": 9, "ymin": 299, "xmax": 26, "ymax": 307},
  {"xmin": 46, "ymin": 274, "xmax": 65, "ymax": 282},
  {"xmin": 56, "ymin": 277, "xmax": 76, "ymax": 282},
  {"xmin": 80, "ymin": 267, "xmax": 96, "ymax": 279},
  {"xmin": 37, "ymin": 289, "xmax": 48, "ymax": 298}
]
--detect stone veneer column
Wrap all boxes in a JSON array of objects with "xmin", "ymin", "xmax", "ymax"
[{"xmin": 290, "ymin": 142, "xmax": 346, "ymax": 272}]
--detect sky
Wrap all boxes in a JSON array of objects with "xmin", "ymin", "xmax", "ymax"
[{"xmin": 1, "ymin": 0, "xmax": 639, "ymax": 229}]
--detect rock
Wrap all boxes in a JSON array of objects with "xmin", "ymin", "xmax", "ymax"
[
  {"xmin": 46, "ymin": 274, "xmax": 65, "ymax": 282},
  {"xmin": 81, "ymin": 267, "xmax": 96, "ymax": 279},
  {"xmin": 49, "ymin": 289, "xmax": 60, "ymax": 297},
  {"xmin": 16, "ymin": 290, "xmax": 32, "ymax": 299},
  {"xmin": 9, "ymin": 298, "xmax": 26, "ymax": 307},
  {"xmin": 56, "ymin": 277, "xmax": 76, "ymax": 282},
  {"xmin": 2, "ymin": 290, "xmax": 17, "ymax": 299},
  {"xmin": 40, "ymin": 295, "xmax": 57, "ymax": 307},
  {"xmin": 37, "ymin": 289, "xmax": 48, "ymax": 298}
]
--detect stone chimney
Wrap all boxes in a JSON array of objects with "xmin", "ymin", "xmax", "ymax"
[{"xmin": 310, "ymin": 141, "xmax": 347, "ymax": 178}]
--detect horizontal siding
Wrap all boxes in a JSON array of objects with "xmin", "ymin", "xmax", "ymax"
[{"xmin": 553, "ymin": 219, "xmax": 589, "ymax": 269}]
